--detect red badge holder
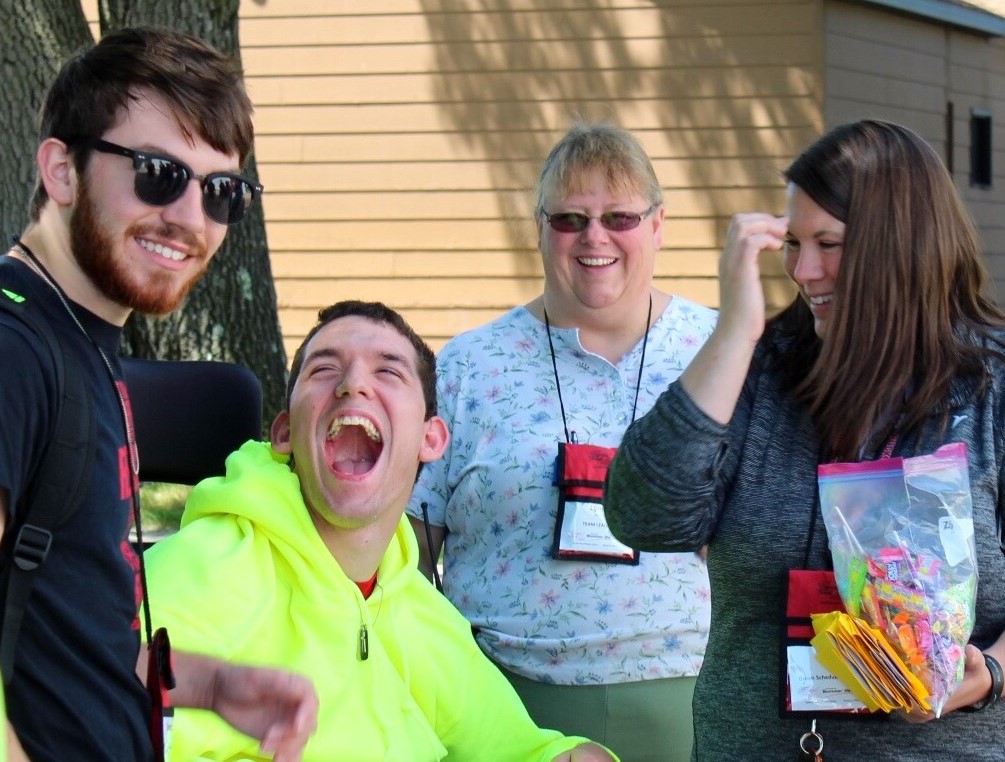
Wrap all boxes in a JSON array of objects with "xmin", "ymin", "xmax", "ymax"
[
  {"xmin": 551, "ymin": 442, "xmax": 639, "ymax": 564},
  {"xmin": 781, "ymin": 569, "xmax": 875, "ymax": 717}
]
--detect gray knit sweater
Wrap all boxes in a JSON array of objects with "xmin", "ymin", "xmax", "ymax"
[{"xmin": 605, "ymin": 337, "xmax": 1005, "ymax": 761}]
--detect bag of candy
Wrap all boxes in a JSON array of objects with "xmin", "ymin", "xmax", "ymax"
[{"xmin": 817, "ymin": 442, "xmax": 977, "ymax": 716}]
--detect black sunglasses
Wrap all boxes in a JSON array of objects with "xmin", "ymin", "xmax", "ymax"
[
  {"xmin": 81, "ymin": 138, "xmax": 262, "ymax": 225},
  {"xmin": 542, "ymin": 204, "xmax": 658, "ymax": 233}
]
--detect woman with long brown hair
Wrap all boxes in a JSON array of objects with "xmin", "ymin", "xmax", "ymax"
[{"xmin": 606, "ymin": 120, "xmax": 1005, "ymax": 760}]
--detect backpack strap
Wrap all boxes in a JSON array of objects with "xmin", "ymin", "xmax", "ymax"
[{"xmin": 0, "ymin": 283, "xmax": 95, "ymax": 686}]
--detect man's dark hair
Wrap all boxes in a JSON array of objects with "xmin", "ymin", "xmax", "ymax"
[
  {"xmin": 29, "ymin": 26, "xmax": 255, "ymax": 221},
  {"xmin": 287, "ymin": 301, "xmax": 437, "ymax": 419}
]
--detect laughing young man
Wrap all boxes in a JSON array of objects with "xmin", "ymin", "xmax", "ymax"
[
  {"xmin": 0, "ymin": 28, "xmax": 316, "ymax": 761},
  {"xmin": 143, "ymin": 301, "xmax": 618, "ymax": 761}
]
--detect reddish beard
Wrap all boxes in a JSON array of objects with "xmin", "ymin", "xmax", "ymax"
[{"xmin": 69, "ymin": 173, "xmax": 210, "ymax": 315}]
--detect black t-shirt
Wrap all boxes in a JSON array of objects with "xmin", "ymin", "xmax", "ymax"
[{"xmin": 0, "ymin": 258, "xmax": 152, "ymax": 761}]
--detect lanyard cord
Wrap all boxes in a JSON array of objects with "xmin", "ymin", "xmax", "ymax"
[
  {"xmin": 10, "ymin": 237, "xmax": 155, "ymax": 645},
  {"xmin": 543, "ymin": 295, "xmax": 653, "ymax": 444}
]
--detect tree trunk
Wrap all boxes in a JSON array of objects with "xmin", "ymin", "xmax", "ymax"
[
  {"xmin": 103, "ymin": 0, "xmax": 288, "ymax": 429},
  {"xmin": 0, "ymin": 0, "xmax": 92, "ymax": 237}
]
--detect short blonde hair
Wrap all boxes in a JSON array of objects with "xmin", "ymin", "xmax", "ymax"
[{"xmin": 535, "ymin": 121, "xmax": 662, "ymax": 215}]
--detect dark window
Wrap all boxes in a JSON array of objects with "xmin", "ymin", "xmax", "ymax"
[
  {"xmin": 945, "ymin": 101, "xmax": 954, "ymax": 174},
  {"xmin": 970, "ymin": 109, "xmax": 992, "ymax": 189}
]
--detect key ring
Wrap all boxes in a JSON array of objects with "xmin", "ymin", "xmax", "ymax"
[{"xmin": 799, "ymin": 719, "xmax": 824, "ymax": 756}]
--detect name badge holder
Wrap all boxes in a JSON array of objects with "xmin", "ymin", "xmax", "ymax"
[
  {"xmin": 780, "ymin": 476, "xmax": 878, "ymax": 720},
  {"xmin": 781, "ymin": 568, "xmax": 873, "ymax": 716},
  {"xmin": 552, "ymin": 441, "xmax": 639, "ymax": 564},
  {"xmin": 542, "ymin": 297, "xmax": 651, "ymax": 566}
]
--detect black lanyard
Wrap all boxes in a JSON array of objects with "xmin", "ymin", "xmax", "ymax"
[{"xmin": 543, "ymin": 295, "xmax": 653, "ymax": 444}]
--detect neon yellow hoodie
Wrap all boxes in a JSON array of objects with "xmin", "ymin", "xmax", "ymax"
[{"xmin": 145, "ymin": 441, "xmax": 599, "ymax": 761}]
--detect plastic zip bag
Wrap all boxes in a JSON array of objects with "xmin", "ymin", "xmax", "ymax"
[{"xmin": 817, "ymin": 442, "xmax": 977, "ymax": 716}]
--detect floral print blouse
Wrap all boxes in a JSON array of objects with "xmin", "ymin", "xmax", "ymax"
[{"xmin": 407, "ymin": 298, "xmax": 717, "ymax": 684}]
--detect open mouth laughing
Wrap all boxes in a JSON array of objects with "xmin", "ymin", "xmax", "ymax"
[{"xmin": 326, "ymin": 415, "xmax": 383, "ymax": 475}]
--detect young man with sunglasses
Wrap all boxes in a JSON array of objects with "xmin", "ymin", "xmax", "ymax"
[{"xmin": 0, "ymin": 27, "xmax": 317, "ymax": 762}]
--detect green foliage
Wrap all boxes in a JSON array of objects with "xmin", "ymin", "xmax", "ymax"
[{"xmin": 139, "ymin": 482, "xmax": 190, "ymax": 536}]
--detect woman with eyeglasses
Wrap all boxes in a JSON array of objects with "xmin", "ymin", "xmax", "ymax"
[
  {"xmin": 605, "ymin": 119, "xmax": 1005, "ymax": 760},
  {"xmin": 406, "ymin": 121, "xmax": 716, "ymax": 761}
]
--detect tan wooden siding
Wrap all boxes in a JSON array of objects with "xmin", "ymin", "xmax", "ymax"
[
  {"xmin": 825, "ymin": 1, "xmax": 1005, "ymax": 300},
  {"xmin": 948, "ymin": 33, "xmax": 1005, "ymax": 294},
  {"xmin": 824, "ymin": 4, "xmax": 950, "ymax": 133},
  {"xmin": 76, "ymin": 0, "xmax": 1005, "ymax": 352},
  {"xmin": 239, "ymin": 0, "xmax": 819, "ymax": 352}
]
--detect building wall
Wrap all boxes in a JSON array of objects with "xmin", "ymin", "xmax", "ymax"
[
  {"xmin": 824, "ymin": 1, "xmax": 1005, "ymax": 298},
  {"xmin": 81, "ymin": 1, "xmax": 1005, "ymax": 355},
  {"xmin": 239, "ymin": 0, "xmax": 819, "ymax": 355}
]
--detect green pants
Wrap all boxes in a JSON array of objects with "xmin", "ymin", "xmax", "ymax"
[{"xmin": 501, "ymin": 666, "xmax": 697, "ymax": 762}]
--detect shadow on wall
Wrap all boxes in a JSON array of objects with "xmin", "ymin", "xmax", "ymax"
[{"xmin": 420, "ymin": 0, "xmax": 816, "ymax": 311}]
